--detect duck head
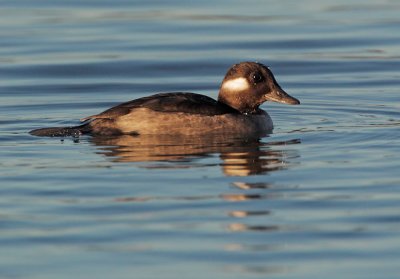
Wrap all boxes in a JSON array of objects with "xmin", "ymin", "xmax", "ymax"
[{"xmin": 218, "ymin": 62, "xmax": 300, "ymax": 113}]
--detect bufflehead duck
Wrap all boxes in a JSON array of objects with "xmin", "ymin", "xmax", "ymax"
[{"xmin": 30, "ymin": 62, "xmax": 299, "ymax": 137}]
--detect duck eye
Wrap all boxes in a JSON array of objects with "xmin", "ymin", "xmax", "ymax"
[{"xmin": 252, "ymin": 73, "xmax": 264, "ymax": 84}]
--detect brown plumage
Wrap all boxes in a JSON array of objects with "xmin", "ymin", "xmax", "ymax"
[{"xmin": 30, "ymin": 62, "xmax": 299, "ymax": 137}]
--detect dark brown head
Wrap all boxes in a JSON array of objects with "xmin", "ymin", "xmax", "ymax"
[{"xmin": 218, "ymin": 62, "xmax": 300, "ymax": 113}]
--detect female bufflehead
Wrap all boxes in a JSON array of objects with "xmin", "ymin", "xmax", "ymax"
[{"xmin": 30, "ymin": 62, "xmax": 299, "ymax": 137}]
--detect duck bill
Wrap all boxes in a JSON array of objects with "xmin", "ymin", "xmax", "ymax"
[{"xmin": 264, "ymin": 86, "xmax": 300, "ymax": 105}]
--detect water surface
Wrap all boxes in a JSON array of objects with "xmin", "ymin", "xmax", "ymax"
[{"xmin": 1, "ymin": 1, "xmax": 400, "ymax": 278}]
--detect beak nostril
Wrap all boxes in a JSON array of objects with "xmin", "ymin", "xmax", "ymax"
[{"xmin": 264, "ymin": 88, "xmax": 300, "ymax": 105}]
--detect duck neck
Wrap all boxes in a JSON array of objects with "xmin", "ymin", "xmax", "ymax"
[{"xmin": 218, "ymin": 90, "xmax": 260, "ymax": 114}]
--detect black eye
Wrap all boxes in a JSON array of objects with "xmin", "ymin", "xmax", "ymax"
[{"xmin": 252, "ymin": 72, "xmax": 264, "ymax": 84}]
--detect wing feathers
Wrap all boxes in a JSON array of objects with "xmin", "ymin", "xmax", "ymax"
[{"xmin": 81, "ymin": 93, "xmax": 238, "ymax": 121}]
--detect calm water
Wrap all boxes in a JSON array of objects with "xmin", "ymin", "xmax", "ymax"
[{"xmin": 1, "ymin": 0, "xmax": 400, "ymax": 278}]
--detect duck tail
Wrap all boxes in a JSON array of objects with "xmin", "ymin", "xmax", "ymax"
[{"xmin": 29, "ymin": 123, "xmax": 90, "ymax": 137}]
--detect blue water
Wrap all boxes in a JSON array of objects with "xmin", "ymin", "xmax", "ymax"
[{"xmin": 1, "ymin": 1, "xmax": 400, "ymax": 278}]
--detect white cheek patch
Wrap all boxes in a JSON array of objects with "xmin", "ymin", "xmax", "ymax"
[{"xmin": 222, "ymin": 77, "xmax": 250, "ymax": 91}]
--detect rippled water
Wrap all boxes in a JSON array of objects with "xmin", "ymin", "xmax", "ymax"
[{"xmin": 1, "ymin": 1, "xmax": 400, "ymax": 278}]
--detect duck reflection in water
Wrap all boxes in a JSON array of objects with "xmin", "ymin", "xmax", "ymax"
[{"xmin": 90, "ymin": 133, "xmax": 300, "ymax": 176}]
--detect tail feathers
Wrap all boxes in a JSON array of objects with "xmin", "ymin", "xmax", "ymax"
[{"xmin": 30, "ymin": 124, "xmax": 89, "ymax": 137}]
